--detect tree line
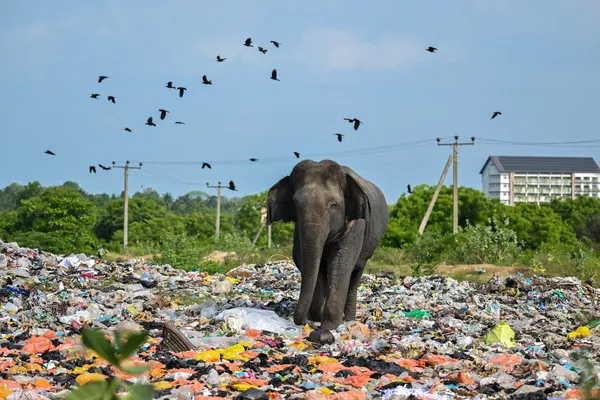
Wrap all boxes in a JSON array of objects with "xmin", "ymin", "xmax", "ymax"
[{"xmin": 1, "ymin": 181, "xmax": 599, "ymax": 263}]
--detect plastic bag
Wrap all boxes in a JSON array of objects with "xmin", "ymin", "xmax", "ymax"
[
  {"xmin": 215, "ymin": 307, "xmax": 302, "ymax": 336},
  {"xmin": 485, "ymin": 321, "xmax": 516, "ymax": 348}
]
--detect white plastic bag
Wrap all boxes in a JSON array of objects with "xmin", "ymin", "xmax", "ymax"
[{"xmin": 215, "ymin": 307, "xmax": 301, "ymax": 336}]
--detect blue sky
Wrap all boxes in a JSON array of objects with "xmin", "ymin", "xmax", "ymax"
[{"xmin": 1, "ymin": 1, "xmax": 599, "ymax": 203}]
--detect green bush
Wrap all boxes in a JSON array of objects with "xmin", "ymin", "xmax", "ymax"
[
  {"xmin": 445, "ymin": 216, "xmax": 522, "ymax": 265},
  {"xmin": 152, "ymin": 233, "xmax": 208, "ymax": 270}
]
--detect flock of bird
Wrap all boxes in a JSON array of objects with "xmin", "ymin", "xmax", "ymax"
[{"xmin": 43, "ymin": 40, "xmax": 503, "ymax": 193}]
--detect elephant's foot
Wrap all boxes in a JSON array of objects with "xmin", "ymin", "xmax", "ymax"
[
  {"xmin": 308, "ymin": 329, "xmax": 335, "ymax": 344},
  {"xmin": 343, "ymin": 310, "xmax": 357, "ymax": 322}
]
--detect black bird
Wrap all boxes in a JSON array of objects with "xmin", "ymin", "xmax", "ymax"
[
  {"xmin": 202, "ymin": 162, "xmax": 211, "ymax": 169},
  {"xmin": 108, "ymin": 96, "xmax": 115, "ymax": 103},
  {"xmin": 270, "ymin": 40, "xmax": 280, "ymax": 48},
  {"xmin": 159, "ymin": 109, "xmax": 169, "ymax": 120},
  {"xmin": 202, "ymin": 75, "xmax": 212, "ymax": 85},
  {"xmin": 426, "ymin": 47, "xmax": 437, "ymax": 53},
  {"xmin": 98, "ymin": 76, "xmax": 108, "ymax": 83},
  {"xmin": 491, "ymin": 111, "xmax": 502, "ymax": 119},
  {"xmin": 244, "ymin": 38, "xmax": 253, "ymax": 47},
  {"xmin": 216, "ymin": 55, "xmax": 226, "ymax": 62},
  {"xmin": 293, "ymin": 152, "xmax": 300, "ymax": 158},
  {"xmin": 99, "ymin": 164, "xmax": 111, "ymax": 171},
  {"xmin": 90, "ymin": 93, "xmax": 100, "ymax": 99},
  {"xmin": 146, "ymin": 117, "xmax": 156, "ymax": 126},
  {"xmin": 177, "ymin": 87, "xmax": 187, "ymax": 98},
  {"xmin": 89, "ymin": 166, "xmax": 96, "ymax": 174},
  {"xmin": 228, "ymin": 180, "xmax": 237, "ymax": 191},
  {"xmin": 344, "ymin": 118, "xmax": 363, "ymax": 131},
  {"xmin": 249, "ymin": 158, "xmax": 258, "ymax": 162},
  {"xmin": 334, "ymin": 133, "xmax": 344, "ymax": 142},
  {"xmin": 124, "ymin": 127, "xmax": 132, "ymax": 132},
  {"xmin": 166, "ymin": 81, "xmax": 175, "ymax": 89},
  {"xmin": 436, "ymin": 137, "xmax": 441, "ymax": 143},
  {"xmin": 175, "ymin": 121, "xmax": 185, "ymax": 125},
  {"xmin": 45, "ymin": 150, "xmax": 56, "ymax": 156},
  {"xmin": 270, "ymin": 69, "xmax": 280, "ymax": 81},
  {"xmin": 258, "ymin": 47, "xmax": 267, "ymax": 54},
  {"xmin": 407, "ymin": 184, "xmax": 412, "ymax": 194}
]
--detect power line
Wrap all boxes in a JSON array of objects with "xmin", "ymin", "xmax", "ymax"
[{"xmin": 117, "ymin": 138, "xmax": 440, "ymax": 166}]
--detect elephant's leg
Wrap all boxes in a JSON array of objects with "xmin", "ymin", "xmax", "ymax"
[
  {"xmin": 320, "ymin": 221, "xmax": 365, "ymax": 331},
  {"xmin": 292, "ymin": 225, "xmax": 301, "ymax": 271},
  {"xmin": 343, "ymin": 261, "xmax": 366, "ymax": 322},
  {"xmin": 307, "ymin": 259, "xmax": 327, "ymax": 322}
]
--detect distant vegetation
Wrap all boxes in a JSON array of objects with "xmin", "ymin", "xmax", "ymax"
[{"xmin": 1, "ymin": 181, "xmax": 599, "ymax": 281}]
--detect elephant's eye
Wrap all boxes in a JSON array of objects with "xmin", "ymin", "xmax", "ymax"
[{"xmin": 329, "ymin": 202, "xmax": 338, "ymax": 209}]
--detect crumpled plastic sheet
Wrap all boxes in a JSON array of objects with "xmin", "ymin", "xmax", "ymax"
[{"xmin": 1, "ymin": 238, "xmax": 600, "ymax": 399}]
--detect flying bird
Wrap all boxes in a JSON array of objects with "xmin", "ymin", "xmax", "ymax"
[
  {"xmin": 293, "ymin": 152, "xmax": 300, "ymax": 158},
  {"xmin": 98, "ymin": 76, "xmax": 108, "ymax": 83},
  {"xmin": 216, "ymin": 55, "xmax": 226, "ymax": 62},
  {"xmin": 124, "ymin": 127, "xmax": 132, "ymax": 132},
  {"xmin": 45, "ymin": 150, "xmax": 56, "ymax": 156},
  {"xmin": 202, "ymin": 75, "xmax": 212, "ymax": 85},
  {"xmin": 258, "ymin": 47, "xmax": 267, "ymax": 54},
  {"xmin": 270, "ymin": 69, "xmax": 280, "ymax": 81},
  {"xmin": 344, "ymin": 118, "xmax": 363, "ymax": 131},
  {"xmin": 159, "ymin": 109, "xmax": 169, "ymax": 120},
  {"xmin": 89, "ymin": 166, "xmax": 96, "ymax": 174},
  {"xmin": 99, "ymin": 164, "xmax": 111, "ymax": 170},
  {"xmin": 407, "ymin": 184, "xmax": 412, "ymax": 194},
  {"xmin": 146, "ymin": 117, "xmax": 156, "ymax": 126},
  {"xmin": 270, "ymin": 40, "xmax": 280, "ymax": 48},
  {"xmin": 90, "ymin": 93, "xmax": 100, "ymax": 99},
  {"xmin": 426, "ymin": 47, "xmax": 437, "ymax": 53},
  {"xmin": 228, "ymin": 180, "xmax": 237, "ymax": 191},
  {"xmin": 177, "ymin": 87, "xmax": 187, "ymax": 98},
  {"xmin": 202, "ymin": 162, "xmax": 211, "ymax": 169},
  {"xmin": 334, "ymin": 133, "xmax": 344, "ymax": 142},
  {"xmin": 107, "ymin": 96, "xmax": 115, "ymax": 103},
  {"xmin": 244, "ymin": 38, "xmax": 253, "ymax": 47},
  {"xmin": 175, "ymin": 121, "xmax": 185, "ymax": 124},
  {"xmin": 491, "ymin": 111, "xmax": 502, "ymax": 119},
  {"xmin": 249, "ymin": 158, "xmax": 258, "ymax": 162},
  {"xmin": 166, "ymin": 81, "xmax": 175, "ymax": 89}
]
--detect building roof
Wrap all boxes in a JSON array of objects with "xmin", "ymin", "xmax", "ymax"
[{"xmin": 480, "ymin": 156, "xmax": 600, "ymax": 174}]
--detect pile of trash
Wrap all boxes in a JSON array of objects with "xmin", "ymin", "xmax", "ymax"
[{"xmin": 1, "ymin": 239, "xmax": 600, "ymax": 400}]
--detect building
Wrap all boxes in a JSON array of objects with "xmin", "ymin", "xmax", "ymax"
[{"xmin": 480, "ymin": 156, "xmax": 600, "ymax": 205}]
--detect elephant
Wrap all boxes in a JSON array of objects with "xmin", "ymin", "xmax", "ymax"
[{"xmin": 267, "ymin": 159, "xmax": 389, "ymax": 333}]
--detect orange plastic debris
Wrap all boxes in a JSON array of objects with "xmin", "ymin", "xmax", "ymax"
[
  {"xmin": 239, "ymin": 378, "xmax": 269, "ymax": 387},
  {"xmin": 21, "ymin": 336, "xmax": 55, "ymax": 355},
  {"xmin": 0, "ymin": 380, "xmax": 20, "ymax": 391},
  {"xmin": 34, "ymin": 379, "xmax": 52, "ymax": 390},
  {"xmin": 317, "ymin": 362, "xmax": 346, "ymax": 374},
  {"xmin": 566, "ymin": 389, "xmax": 600, "ymax": 399},
  {"xmin": 43, "ymin": 330, "xmax": 57, "ymax": 340},
  {"xmin": 246, "ymin": 328, "xmax": 262, "ymax": 339},
  {"xmin": 421, "ymin": 354, "xmax": 459, "ymax": 366},
  {"xmin": 331, "ymin": 389, "xmax": 367, "ymax": 400},
  {"xmin": 488, "ymin": 354, "xmax": 523, "ymax": 367}
]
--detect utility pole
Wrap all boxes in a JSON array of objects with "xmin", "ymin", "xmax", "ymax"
[
  {"xmin": 418, "ymin": 154, "xmax": 454, "ymax": 235},
  {"xmin": 206, "ymin": 181, "xmax": 233, "ymax": 239},
  {"xmin": 437, "ymin": 136, "xmax": 475, "ymax": 233},
  {"xmin": 112, "ymin": 161, "xmax": 142, "ymax": 249}
]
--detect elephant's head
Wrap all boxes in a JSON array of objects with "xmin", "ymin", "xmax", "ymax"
[{"xmin": 267, "ymin": 159, "xmax": 371, "ymax": 325}]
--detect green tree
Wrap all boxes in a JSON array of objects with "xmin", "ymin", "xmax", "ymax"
[{"xmin": 15, "ymin": 186, "xmax": 98, "ymax": 253}]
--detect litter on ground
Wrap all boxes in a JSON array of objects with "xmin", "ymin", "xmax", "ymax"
[{"xmin": 1, "ymin": 239, "xmax": 600, "ymax": 399}]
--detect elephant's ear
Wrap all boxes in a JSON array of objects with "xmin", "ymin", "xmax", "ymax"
[
  {"xmin": 267, "ymin": 176, "xmax": 296, "ymax": 224},
  {"xmin": 344, "ymin": 169, "xmax": 371, "ymax": 222}
]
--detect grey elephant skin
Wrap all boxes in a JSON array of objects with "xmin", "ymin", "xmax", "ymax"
[{"xmin": 267, "ymin": 159, "xmax": 389, "ymax": 331}]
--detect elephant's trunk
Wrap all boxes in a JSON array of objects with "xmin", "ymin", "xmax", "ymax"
[{"xmin": 294, "ymin": 223, "xmax": 326, "ymax": 326}]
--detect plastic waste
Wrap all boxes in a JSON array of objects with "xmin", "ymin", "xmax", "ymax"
[
  {"xmin": 486, "ymin": 321, "xmax": 517, "ymax": 348},
  {"xmin": 215, "ymin": 307, "xmax": 302, "ymax": 336}
]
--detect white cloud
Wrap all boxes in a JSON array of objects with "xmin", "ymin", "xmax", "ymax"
[{"xmin": 296, "ymin": 28, "xmax": 426, "ymax": 71}]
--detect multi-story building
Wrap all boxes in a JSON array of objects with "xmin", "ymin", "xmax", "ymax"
[{"xmin": 480, "ymin": 156, "xmax": 600, "ymax": 205}]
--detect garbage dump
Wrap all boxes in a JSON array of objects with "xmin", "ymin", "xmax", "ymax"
[{"xmin": 1, "ymin": 239, "xmax": 600, "ymax": 399}]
